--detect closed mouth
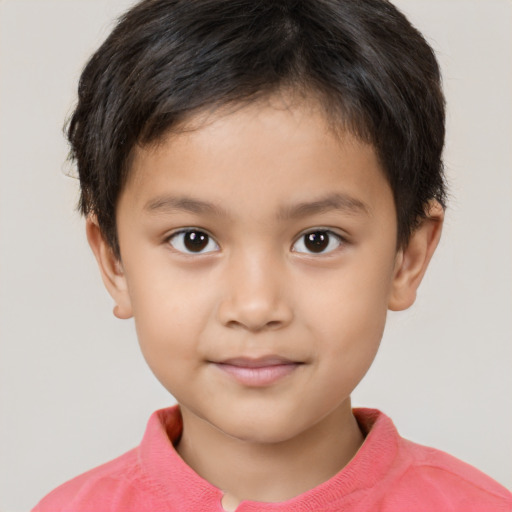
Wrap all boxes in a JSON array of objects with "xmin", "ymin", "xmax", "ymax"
[
  {"xmin": 211, "ymin": 356, "xmax": 303, "ymax": 387},
  {"xmin": 216, "ymin": 356, "xmax": 301, "ymax": 368}
]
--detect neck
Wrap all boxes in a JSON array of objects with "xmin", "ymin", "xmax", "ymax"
[{"xmin": 176, "ymin": 400, "xmax": 364, "ymax": 511}]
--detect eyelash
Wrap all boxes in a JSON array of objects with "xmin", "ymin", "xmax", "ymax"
[
  {"xmin": 166, "ymin": 228, "xmax": 346, "ymax": 255},
  {"xmin": 166, "ymin": 229, "xmax": 219, "ymax": 255},
  {"xmin": 291, "ymin": 229, "xmax": 345, "ymax": 255}
]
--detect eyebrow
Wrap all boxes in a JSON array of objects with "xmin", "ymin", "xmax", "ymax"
[
  {"xmin": 144, "ymin": 195, "xmax": 229, "ymax": 217},
  {"xmin": 277, "ymin": 193, "xmax": 370, "ymax": 220},
  {"xmin": 144, "ymin": 192, "xmax": 369, "ymax": 219}
]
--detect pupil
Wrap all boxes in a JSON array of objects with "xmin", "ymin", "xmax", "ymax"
[
  {"xmin": 184, "ymin": 231, "xmax": 208, "ymax": 252},
  {"xmin": 305, "ymin": 231, "xmax": 329, "ymax": 253}
]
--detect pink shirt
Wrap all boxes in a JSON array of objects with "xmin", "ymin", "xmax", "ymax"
[{"xmin": 33, "ymin": 407, "xmax": 512, "ymax": 511}]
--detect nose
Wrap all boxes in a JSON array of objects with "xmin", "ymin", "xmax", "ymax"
[{"xmin": 216, "ymin": 250, "xmax": 294, "ymax": 332}]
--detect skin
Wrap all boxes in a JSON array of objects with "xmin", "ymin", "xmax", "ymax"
[{"xmin": 87, "ymin": 96, "xmax": 443, "ymax": 510}]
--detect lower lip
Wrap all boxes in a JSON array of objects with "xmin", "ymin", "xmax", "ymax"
[{"xmin": 214, "ymin": 363, "xmax": 299, "ymax": 387}]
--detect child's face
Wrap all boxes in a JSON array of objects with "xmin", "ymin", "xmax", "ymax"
[{"xmin": 95, "ymin": 96, "xmax": 410, "ymax": 444}]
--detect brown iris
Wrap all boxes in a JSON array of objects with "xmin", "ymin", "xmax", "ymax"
[
  {"xmin": 183, "ymin": 231, "xmax": 209, "ymax": 252},
  {"xmin": 304, "ymin": 231, "xmax": 330, "ymax": 253}
]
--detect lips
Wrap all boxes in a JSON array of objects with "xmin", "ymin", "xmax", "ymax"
[{"xmin": 212, "ymin": 356, "xmax": 302, "ymax": 387}]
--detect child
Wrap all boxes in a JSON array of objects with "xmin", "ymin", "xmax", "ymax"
[{"xmin": 32, "ymin": 0, "xmax": 512, "ymax": 510}]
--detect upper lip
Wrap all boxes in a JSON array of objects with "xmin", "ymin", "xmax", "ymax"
[{"xmin": 213, "ymin": 356, "xmax": 301, "ymax": 368}]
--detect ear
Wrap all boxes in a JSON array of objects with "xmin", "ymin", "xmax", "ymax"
[
  {"xmin": 388, "ymin": 200, "xmax": 444, "ymax": 311},
  {"xmin": 86, "ymin": 216, "xmax": 133, "ymax": 319}
]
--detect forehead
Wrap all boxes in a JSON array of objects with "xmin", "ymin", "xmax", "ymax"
[{"xmin": 121, "ymin": 96, "xmax": 394, "ymax": 222}]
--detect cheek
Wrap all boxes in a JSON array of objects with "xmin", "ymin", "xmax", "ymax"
[
  {"xmin": 125, "ymin": 263, "xmax": 215, "ymax": 362},
  {"xmin": 310, "ymin": 293, "xmax": 387, "ymax": 402},
  {"xmin": 130, "ymin": 284, "xmax": 205, "ymax": 396},
  {"xmin": 302, "ymin": 257, "xmax": 394, "ymax": 357}
]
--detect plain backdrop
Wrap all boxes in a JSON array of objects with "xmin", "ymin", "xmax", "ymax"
[{"xmin": 0, "ymin": 1, "xmax": 511, "ymax": 510}]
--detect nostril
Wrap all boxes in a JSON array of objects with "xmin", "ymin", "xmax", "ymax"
[
  {"xmin": 225, "ymin": 319, "xmax": 283, "ymax": 332},
  {"xmin": 216, "ymin": 279, "xmax": 294, "ymax": 332}
]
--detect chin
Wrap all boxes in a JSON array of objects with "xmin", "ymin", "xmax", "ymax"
[
  {"xmin": 210, "ymin": 410, "xmax": 308, "ymax": 446},
  {"xmin": 224, "ymin": 425, "xmax": 296, "ymax": 445}
]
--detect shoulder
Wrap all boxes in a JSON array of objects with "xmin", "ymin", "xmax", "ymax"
[
  {"xmin": 384, "ymin": 437, "xmax": 512, "ymax": 511},
  {"xmin": 31, "ymin": 406, "xmax": 190, "ymax": 512},
  {"xmin": 32, "ymin": 448, "xmax": 160, "ymax": 512},
  {"xmin": 354, "ymin": 409, "xmax": 512, "ymax": 512}
]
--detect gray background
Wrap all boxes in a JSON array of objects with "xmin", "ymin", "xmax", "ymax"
[{"xmin": 1, "ymin": 1, "xmax": 511, "ymax": 510}]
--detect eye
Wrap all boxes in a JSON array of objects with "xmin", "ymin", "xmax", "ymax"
[
  {"xmin": 292, "ymin": 230, "xmax": 343, "ymax": 254},
  {"xmin": 168, "ymin": 229, "xmax": 219, "ymax": 254}
]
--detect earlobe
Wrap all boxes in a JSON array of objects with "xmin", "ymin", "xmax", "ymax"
[
  {"xmin": 388, "ymin": 200, "xmax": 444, "ymax": 311},
  {"xmin": 86, "ymin": 216, "xmax": 133, "ymax": 319}
]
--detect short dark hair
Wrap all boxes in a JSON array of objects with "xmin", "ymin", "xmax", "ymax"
[{"xmin": 67, "ymin": 0, "xmax": 446, "ymax": 257}]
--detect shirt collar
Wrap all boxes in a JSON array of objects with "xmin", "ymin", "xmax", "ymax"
[{"xmin": 139, "ymin": 406, "xmax": 399, "ymax": 511}]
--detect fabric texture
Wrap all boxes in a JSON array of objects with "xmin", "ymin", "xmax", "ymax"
[{"xmin": 33, "ymin": 406, "xmax": 512, "ymax": 511}]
